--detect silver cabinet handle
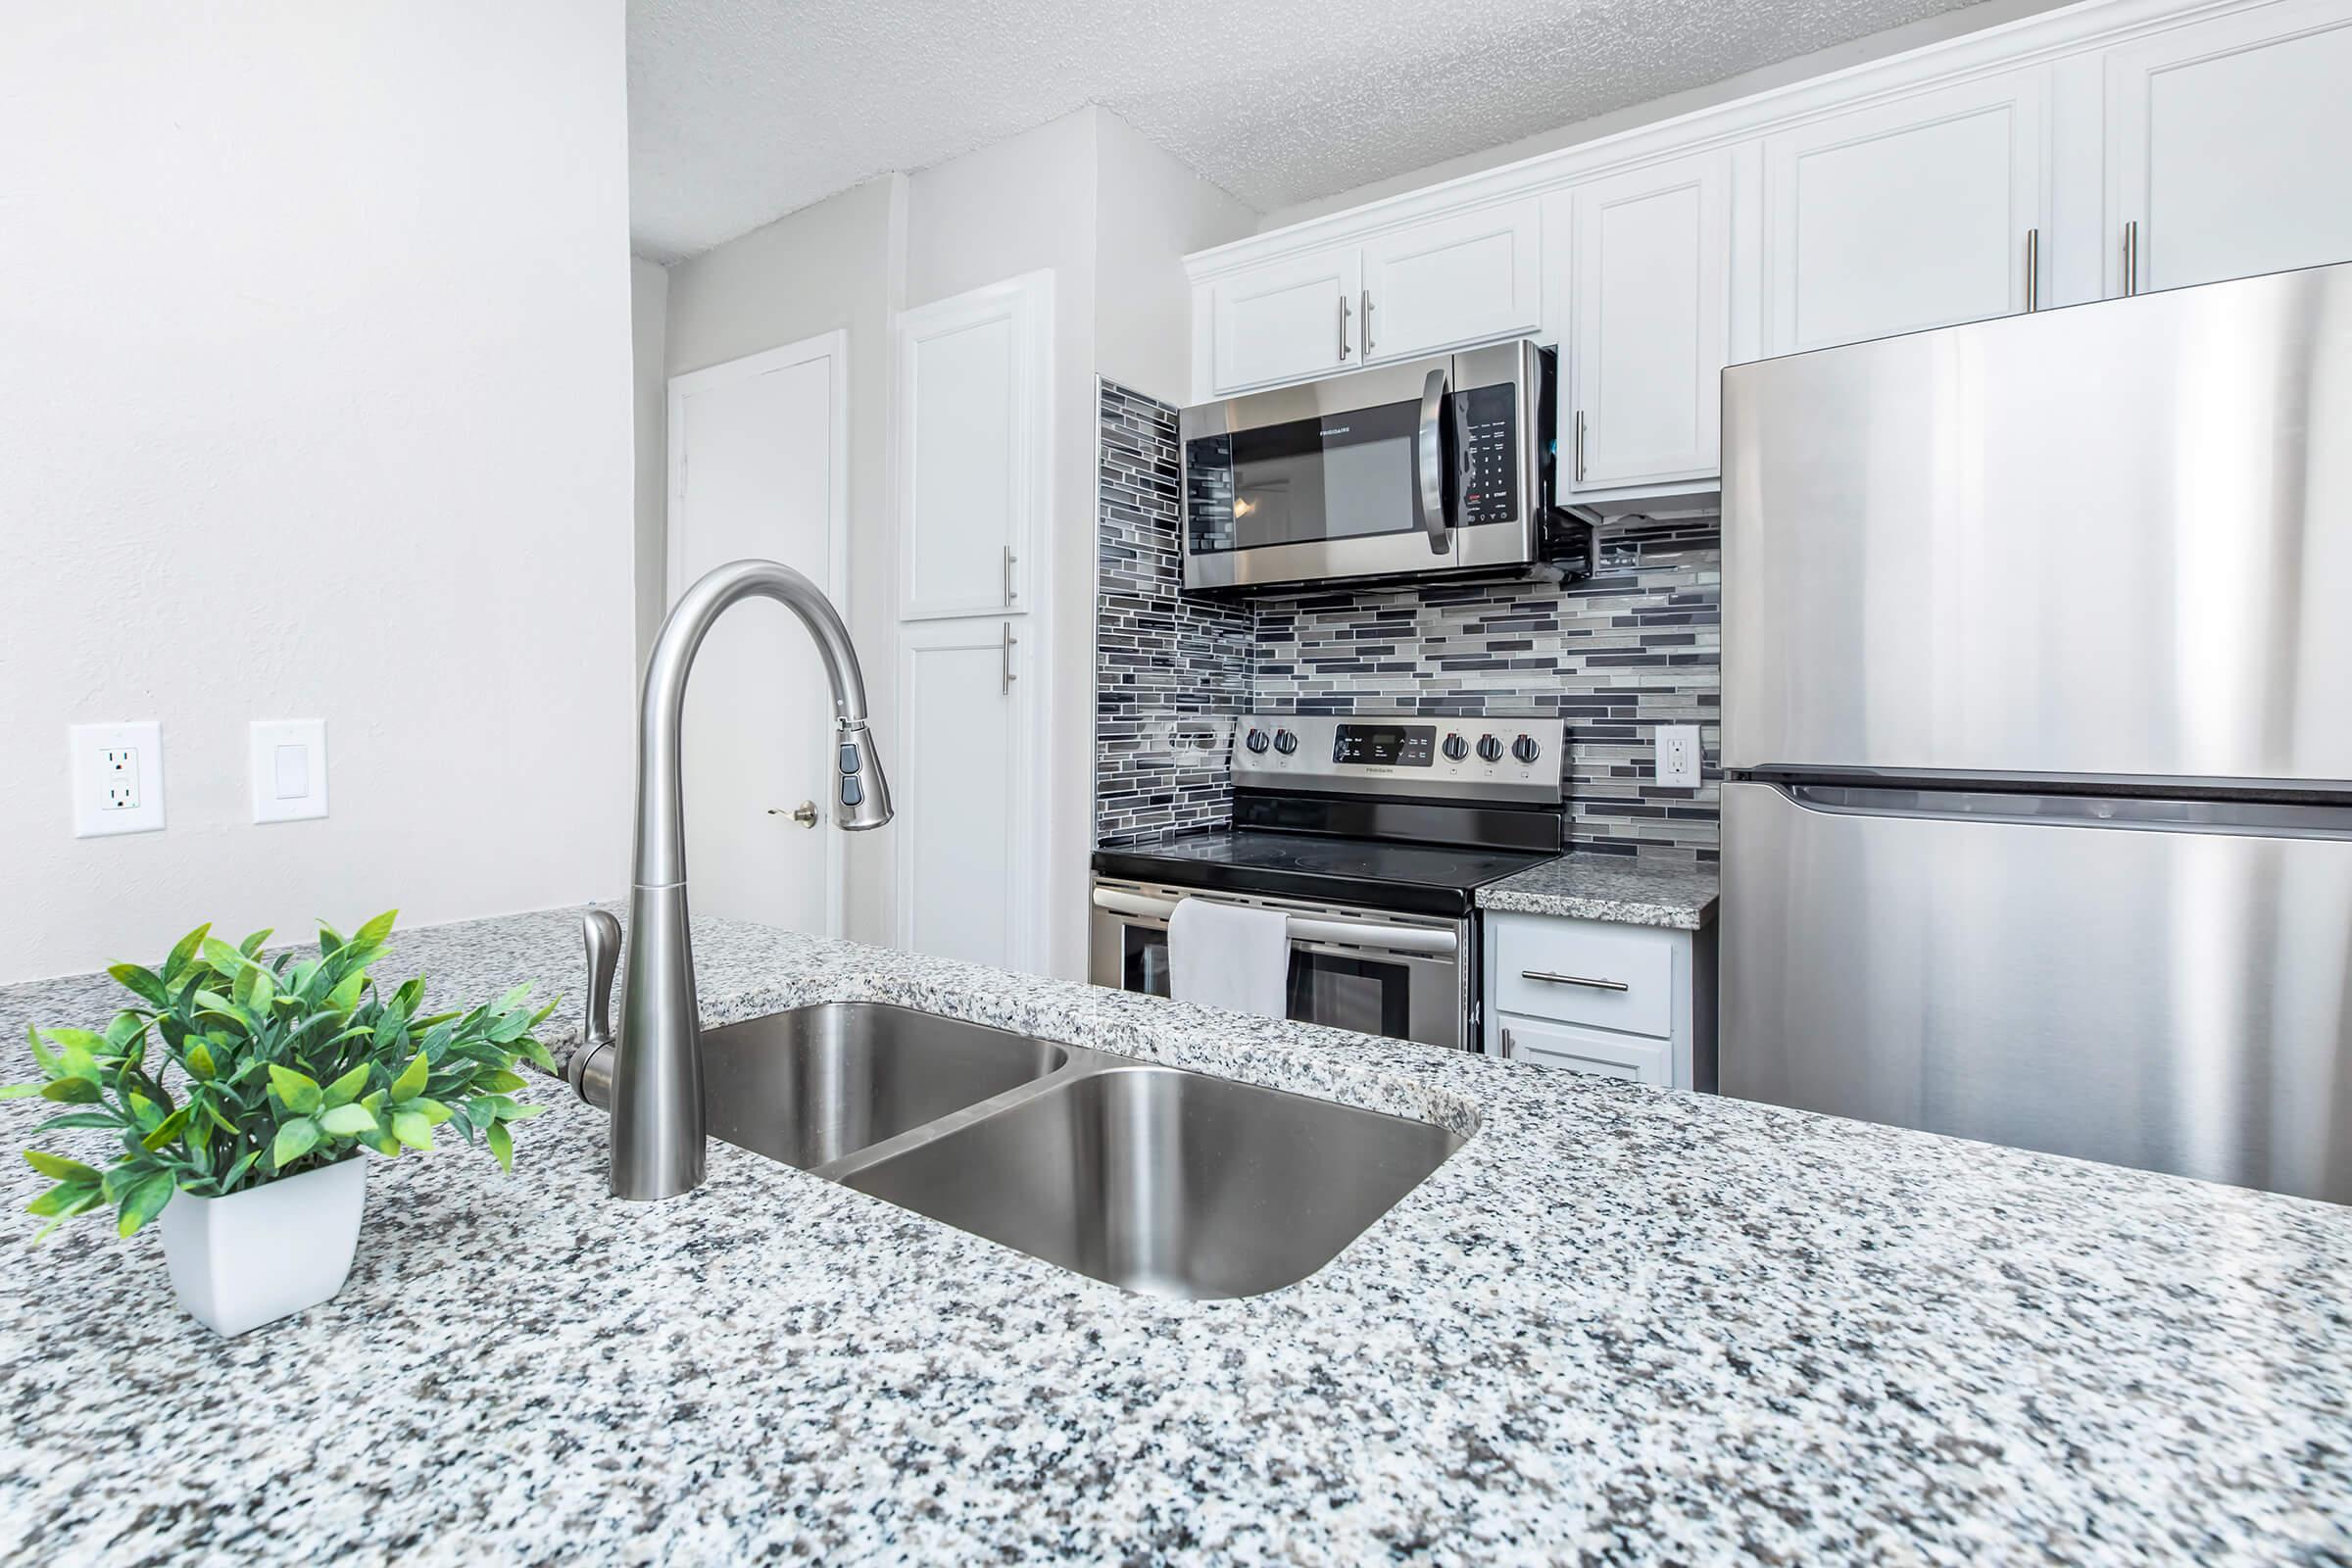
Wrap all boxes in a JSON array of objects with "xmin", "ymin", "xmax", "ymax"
[
  {"xmin": 1002, "ymin": 621, "xmax": 1017, "ymax": 693},
  {"xmin": 1416, "ymin": 366, "xmax": 1452, "ymax": 556},
  {"xmin": 768, "ymin": 801, "xmax": 818, "ymax": 828},
  {"xmin": 1573, "ymin": 409, "xmax": 1589, "ymax": 484},
  {"xmin": 1338, "ymin": 294, "xmax": 1351, "ymax": 362},
  {"xmin": 1002, "ymin": 545, "xmax": 1017, "ymax": 607},
  {"xmin": 2025, "ymin": 226, "xmax": 2039, "ymax": 313},
  {"xmin": 1361, "ymin": 289, "xmax": 1374, "ymax": 354},
  {"xmin": 2124, "ymin": 220, "xmax": 2139, "ymax": 297},
  {"xmin": 1522, "ymin": 969, "xmax": 1630, "ymax": 992},
  {"xmin": 1500, "ymin": 1025, "xmax": 1515, "ymax": 1057}
]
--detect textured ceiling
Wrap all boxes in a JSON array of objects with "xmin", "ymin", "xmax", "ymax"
[{"xmin": 628, "ymin": 0, "xmax": 1997, "ymax": 262}]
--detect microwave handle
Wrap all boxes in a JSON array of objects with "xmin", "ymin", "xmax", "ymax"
[{"xmin": 1416, "ymin": 366, "xmax": 1452, "ymax": 555}]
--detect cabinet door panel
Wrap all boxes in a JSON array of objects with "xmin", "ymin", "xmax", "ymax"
[
  {"xmin": 894, "ymin": 619, "xmax": 1034, "ymax": 970},
  {"xmin": 895, "ymin": 273, "xmax": 1049, "ymax": 619},
  {"xmin": 1499, "ymin": 1015, "xmax": 1671, "ymax": 1086},
  {"xmin": 2106, "ymin": 0, "xmax": 2352, "ymax": 295},
  {"xmin": 1360, "ymin": 201, "xmax": 1542, "ymax": 362},
  {"xmin": 1569, "ymin": 153, "xmax": 1729, "ymax": 490},
  {"xmin": 1208, "ymin": 251, "xmax": 1361, "ymax": 392},
  {"xmin": 1763, "ymin": 71, "xmax": 2047, "ymax": 355}
]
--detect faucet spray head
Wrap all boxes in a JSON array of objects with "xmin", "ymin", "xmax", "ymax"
[{"xmin": 831, "ymin": 720, "xmax": 894, "ymax": 830}]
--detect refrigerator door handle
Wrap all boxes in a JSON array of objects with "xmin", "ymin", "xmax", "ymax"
[{"xmin": 1775, "ymin": 781, "xmax": 2352, "ymax": 840}]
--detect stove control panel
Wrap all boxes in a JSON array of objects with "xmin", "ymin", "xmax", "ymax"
[{"xmin": 1232, "ymin": 713, "xmax": 1563, "ymax": 806}]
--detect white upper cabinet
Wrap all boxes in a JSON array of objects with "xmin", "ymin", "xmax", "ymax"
[
  {"xmin": 1564, "ymin": 153, "xmax": 1730, "ymax": 491},
  {"xmin": 2103, "ymin": 0, "xmax": 2352, "ymax": 296},
  {"xmin": 895, "ymin": 271, "xmax": 1050, "ymax": 619},
  {"xmin": 1358, "ymin": 200, "xmax": 1544, "ymax": 363},
  {"xmin": 1760, "ymin": 69, "xmax": 2048, "ymax": 356},
  {"xmin": 1205, "ymin": 250, "xmax": 1362, "ymax": 393}
]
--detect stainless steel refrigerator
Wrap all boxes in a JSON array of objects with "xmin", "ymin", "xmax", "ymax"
[{"xmin": 1720, "ymin": 262, "xmax": 2352, "ymax": 1205}]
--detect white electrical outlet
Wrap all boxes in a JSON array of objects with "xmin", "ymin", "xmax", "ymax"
[
  {"xmin": 250, "ymin": 719, "xmax": 329, "ymax": 823},
  {"xmin": 71, "ymin": 722, "xmax": 167, "ymax": 837},
  {"xmin": 1655, "ymin": 724, "xmax": 1702, "ymax": 790}
]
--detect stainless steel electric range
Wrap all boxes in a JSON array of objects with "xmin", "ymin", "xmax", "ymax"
[{"xmin": 1090, "ymin": 713, "xmax": 1566, "ymax": 1052}]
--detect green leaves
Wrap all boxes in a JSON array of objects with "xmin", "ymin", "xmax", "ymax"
[
  {"xmin": 271, "ymin": 1117, "xmax": 321, "ymax": 1170},
  {"xmin": 268, "ymin": 1065, "xmax": 323, "ymax": 1115},
  {"xmin": 13, "ymin": 910, "xmax": 556, "ymax": 1240}
]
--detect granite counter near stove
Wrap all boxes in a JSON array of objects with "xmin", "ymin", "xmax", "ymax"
[{"xmin": 1476, "ymin": 853, "xmax": 1719, "ymax": 929}]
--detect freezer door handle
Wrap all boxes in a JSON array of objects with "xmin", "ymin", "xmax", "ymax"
[{"xmin": 1775, "ymin": 781, "xmax": 2352, "ymax": 840}]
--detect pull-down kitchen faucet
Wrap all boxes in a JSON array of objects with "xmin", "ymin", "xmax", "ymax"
[{"xmin": 590, "ymin": 558, "xmax": 893, "ymax": 1200}]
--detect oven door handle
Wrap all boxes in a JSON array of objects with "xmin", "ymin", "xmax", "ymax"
[
  {"xmin": 1091, "ymin": 888, "xmax": 1458, "ymax": 956},
  {"xmin": 1416, "ymin": 365, "xmax": 1453, "ymax": 556}
]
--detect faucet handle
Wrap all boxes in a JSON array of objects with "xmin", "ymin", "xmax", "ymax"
[{"xmin": 569, "ymin": 909, "xmax": 621, "ymax": 1103}]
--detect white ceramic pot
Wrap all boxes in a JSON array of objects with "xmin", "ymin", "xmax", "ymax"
[{"xmin": 156, "ymin": 1155, "xmax": 368, "ymax": 1336}]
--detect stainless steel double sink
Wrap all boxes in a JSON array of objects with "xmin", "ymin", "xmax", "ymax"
[{"xmin": 676, "ymin": 1003, "xmax": 1467, "ymax": 1300}]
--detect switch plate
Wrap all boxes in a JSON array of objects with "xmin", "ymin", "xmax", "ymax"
[
  {"xmin": 250, "ymin": 719, "xmax": 328, "ymax": 823},
  {"xmin": 71, "ymin": 721, "xmax": 166, "ymax": 837},
  {"xmin": 1655, "ymin": 724, "xmax": 1702, "ymax": 790}
]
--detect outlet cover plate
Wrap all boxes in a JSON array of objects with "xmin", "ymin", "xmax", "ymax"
[
  {"xmin": 250, "ymin": 719, "xmax": 328, "ymax": 823},
  {"xmin": 1655, "ymin": 724, "xmax": 1702, "ymax": 790},
  {"xmin": 71, "ymin": 721, "xmax": 166, "ymax": 837}
]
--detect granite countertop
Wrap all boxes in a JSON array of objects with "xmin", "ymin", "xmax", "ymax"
[
  {"xmin": 1478, "ymin": 854, "xmax": 1719, "ymax": 929},
  {"xmin": 5, "ymin": 908, "xmax": 2348, "ymax": 1564}
]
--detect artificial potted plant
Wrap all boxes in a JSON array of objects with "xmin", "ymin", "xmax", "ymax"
[{"xmin": 7, "ymin": 910, "xmax": 554, "ymax": 1336}]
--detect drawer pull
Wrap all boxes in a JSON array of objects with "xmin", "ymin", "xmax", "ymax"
[{"xmin": 1521, "ymin": 969, "xmax": 1629, "ymax": 992}]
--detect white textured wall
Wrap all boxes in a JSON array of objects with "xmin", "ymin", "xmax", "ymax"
[
  {"xmin": 1094, "ymin": 110, "xmax": 1256, "ymax": 406},
  {"xmin": 0, "ymin": 1, "xmax": 636, "ymax": 983},
  {"xmin": 631, "ymin": 257, "xmax": 672, "ymax": 667}
]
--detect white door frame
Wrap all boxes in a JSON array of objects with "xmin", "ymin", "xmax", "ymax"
[{"xmin": 664, "ymin": 329, "xmax": 852, "ymax": 939}]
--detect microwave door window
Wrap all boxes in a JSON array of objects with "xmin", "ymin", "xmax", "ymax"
[{"xmin": 1189, "ymin": 399, "xmax": 1424, "ymax": 554}]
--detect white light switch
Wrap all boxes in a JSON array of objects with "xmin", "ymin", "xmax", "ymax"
[
  {"xmin": 251, "ymin": 719, "xmax": 328, "ymax": 822},
  {"xmin": 71, "ymin": 721, "xmax": 166, "ymax": 837},
  {"xmin": 1655, "ymin": 724, "xmax": 1702, "ymax": 790}
]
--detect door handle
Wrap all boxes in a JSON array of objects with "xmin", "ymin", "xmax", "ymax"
[
  {"xmin": 2123, "ymin": 220, "xmax": 2139, "ymax": 297},
  {"xmin": 1521, "ymin": 969, "xmax": 1630, "ymax": 992},
  {"xmin": 2024, "ymin": 226, "xmax": 2039, "ymax": 313},
  {"xmin": 1002, "ymin": 621, "xmax": 1017, "ymax": 694},
  {"xmin": 1416, "ymin": 366, "xmax": 1452, "ymax": 555},
  {"xmin": 769, "ymin": 801, "xmax": 819, "ymax": 828},
  {"xmin": 1338, "ymin": 294, "xmax": 1352, "ymax": 362},
  {"xmin": 1002, "ymin": 545, "xmax": 1017, "ymax": 607}
]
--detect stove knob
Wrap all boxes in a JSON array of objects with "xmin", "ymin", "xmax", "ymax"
[
  {"xmin": 1442, "ymin": 733, "xmax": 1469, "ymax": 761},
  {"xmin": 1273, "ymin": 729, "xmax": 1298, "ymax": 755},
  {"xmin": 1245, "ymin": 728, "xmax": 1270, "ymax": 755},
  {"xmin": 1475, "ymin": 734, "xmax": 1503, "ymax": 763},
  {"xmin": 1511, "ymin": 734, "xmax": 1541, "ymax": 764}
]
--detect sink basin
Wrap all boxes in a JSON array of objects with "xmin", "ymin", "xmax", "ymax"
[
  {"xmin": 837, "ymin": 1064, "xmax": 1464, "ymax": 1299},
  {"xmin": 699, "ymin": 1003, "xmax": 1066, "ymax": 1169}
]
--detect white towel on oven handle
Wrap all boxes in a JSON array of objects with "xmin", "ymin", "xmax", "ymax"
[{"xmin": 1166, "ymin": 896, "xmax": 1292, "ymax": 1020}]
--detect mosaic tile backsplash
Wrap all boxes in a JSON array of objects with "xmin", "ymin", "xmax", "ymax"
[{"xmin": 1094, "ymin": 379, "xmax": 1721, "ymax": 860}]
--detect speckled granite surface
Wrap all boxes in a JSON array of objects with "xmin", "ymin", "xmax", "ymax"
[
  {"xmin": 1478, "ymin": 854, "xmax": 1719, "ymax": 929},
  {"xmin": 4, "ymin": 907, "xmax": 2348, "ymax": 1565}
]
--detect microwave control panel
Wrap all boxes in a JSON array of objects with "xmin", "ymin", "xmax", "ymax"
[{"xmin": 1456, "ymin": 383, "xmax": 1520, "ymax": 525}]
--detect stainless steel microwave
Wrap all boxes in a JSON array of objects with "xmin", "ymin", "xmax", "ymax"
[{"xmin": 1179, "ymin": 338, "xmax": 1584, "ymax": 595}]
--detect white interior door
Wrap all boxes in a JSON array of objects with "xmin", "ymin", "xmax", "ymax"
[{"xmin": 665, "ymin": 332, "xmax": 848, "ymax": 935}]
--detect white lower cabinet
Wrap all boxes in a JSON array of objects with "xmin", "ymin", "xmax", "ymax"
[
  {"xmin": 1483, "ymin": 909, "xmax": 1716, "ymax": 1091},
  {"xmin": 893, "ymin": 616, "xmax": 1036, "ymax": 970}
]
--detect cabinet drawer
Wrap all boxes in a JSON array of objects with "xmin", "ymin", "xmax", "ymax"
[
  {"xmin": 1491, "ymin": 914, "xmax": 1675, "ymax": 1037},
  {"xmin": 1498, "ymin": 1015, "xmax": 1670, "ymax": 1086}
]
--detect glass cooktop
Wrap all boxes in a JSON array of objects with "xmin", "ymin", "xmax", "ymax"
[{"xmin": 1092, "ymin": 830, "xmax": 1558, "ymax": 918}]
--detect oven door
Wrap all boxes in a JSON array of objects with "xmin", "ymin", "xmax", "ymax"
[
  {"xmin": 1180, "ymin": 340, "xmax": 1546, "ymax": 594},
  {"xmin": 1090, "ymin": 879, "xmax": 1471, "ymax": 1051}
]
